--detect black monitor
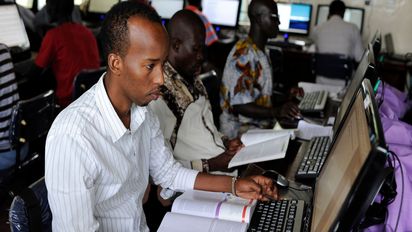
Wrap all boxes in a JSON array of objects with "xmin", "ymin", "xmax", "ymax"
[
  {"xmin": 316, "ymin": 4, "xmax": 365, "ymax": 33},
  {"xmin": 277, "ymin": 2, "xmax": 312, "ymax": 35},
  {"xmin": 200, "ymin": 0, "xmax": 241, "ymax": 28},
  {"xmin": 332, "ymin": 49, "xmax": 376, "ymax": 137},
  {"xmin": 151, "ymin": 0, "xmax": 184, "ymax": 20},
  {"xmin": 312, "ymin": 85, "xmax": 388, "ymax": 231}
]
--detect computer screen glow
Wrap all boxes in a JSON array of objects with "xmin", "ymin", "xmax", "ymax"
[
  {"xmin": 88, "ymin": 0, "xmax": 118, "ymax": 13},
  {"xmin": 316, "ymin": 5, "xmax": 364, "ymax": 32},
  {"xmin": 151, "ymin": 0, "xmax": 184, "ymax": 19},
  {"xmin": 278, "ymin": 3, "xmax": 312, "ymax": 35},
  {"xmin": 16, "ymin": 0, "xmax": 33, "ymax": 9},
  {"xmin": 202, "ymin": 0, "xmax": 241, "ymax": 27}
]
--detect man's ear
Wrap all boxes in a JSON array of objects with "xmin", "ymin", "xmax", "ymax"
[
  {"xmin": 171, "ymin": 37, "xmax": 181, "ymax": 53},
  {"xmin": 108, "ymin": 53, "xmax": 122, "ymax": 76}
]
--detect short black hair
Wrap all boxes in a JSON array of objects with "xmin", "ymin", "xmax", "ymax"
[
  {"xmin": 187, "ymin": 0, "xmax": 201, "ymax": 6},
  {"xmin": 100, "ymin": 1, "xmax": 162, "ymax": 58},
  {"xmin": 46, "ymin": 0, "xmax": 74, "ymax": 23},
  {"xmin": 329, "ymin": 0, "xmax": 346, "ymax": 16}
]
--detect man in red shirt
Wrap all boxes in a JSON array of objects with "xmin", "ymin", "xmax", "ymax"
[
  {"xmin": 35, "ymin": 0, "xmax": 100, "ymax": 107},
  {"xmin": 185, "ymin": 0, "xmax": 218, "ymax": 46}
]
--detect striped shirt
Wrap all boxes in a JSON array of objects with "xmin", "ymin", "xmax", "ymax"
[
  {"xmin": 0, "ymin": 44, "xmax": 19, "ymax": 152},
  {"xmin": 45, "ymin": 74, "xmax": 198, "ymax": 231},
  {"xmin": 186, "ymin": 5, "xmax": 218, "ymax": 46}
]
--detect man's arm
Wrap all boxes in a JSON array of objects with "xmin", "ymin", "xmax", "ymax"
[
  {"xmin": 194, "ymin": 173, "xmax": 278, "ymax": 200},
  {"xmin": 45, "ymin": 132, "xmax": 99, "ymax": 231}
]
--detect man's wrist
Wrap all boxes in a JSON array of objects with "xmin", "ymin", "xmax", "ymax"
[{"xmin": 201, "ymin": 159, "xmax": 210, "ymax": 173}]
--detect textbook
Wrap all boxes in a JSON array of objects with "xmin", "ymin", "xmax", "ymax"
[
  {"xmin": 157, "ymin": 190, "xmax": 256, "ymax": 232},
  {"xmin": 228, "ymin": 129, "xmax": 294, "ymax": 168}
]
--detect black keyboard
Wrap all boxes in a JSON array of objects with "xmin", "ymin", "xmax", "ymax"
[
  {"xmin": 296, "ymin": 136, "xmax": 330, "ymax": 179},
  {"xmin": 248, "ymin": 200, "xmax": 305, "ymax": 232},
  {"xmin": 298, "ymin": 90, "xmax": 328, "ymax": 113}
]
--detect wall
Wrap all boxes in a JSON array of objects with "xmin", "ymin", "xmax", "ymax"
[{"xmin": 239, "ymin": 0, "xmax": 412, "ymax": 54}]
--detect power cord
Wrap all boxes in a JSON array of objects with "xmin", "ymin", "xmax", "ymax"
[{"xmin": 388, "ymin": 150, "xmax": 404, "ymax": 232}]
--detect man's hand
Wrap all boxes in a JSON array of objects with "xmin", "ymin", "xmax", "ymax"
[
  {"xmin": 208, "ymin": 150, "xmax": 237, "ymax": 172},
  {"xmin": 224, "ymin": 138, "xmax": 244, "ymax": 153},
  {"xmin": 273, "ymin": 102, "xmax": 301, "ymax": 119},
  {"xmin": 289, "ymin": 87, "xmax": 304, "ymax": 98},
  {"xmin": 235, "ymin": 175, "xmax": 278, "ymax": 201}
]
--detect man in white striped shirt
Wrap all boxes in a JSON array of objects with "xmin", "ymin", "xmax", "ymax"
[{"xmin": 45, "ymin": 2, "xmax": 278, "ymax": 231}]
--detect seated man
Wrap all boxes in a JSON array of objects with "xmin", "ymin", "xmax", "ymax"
[
  {"xmin": 310, "ymin": 0, "xmax": 363, "ymax": 86},
  {"xmin": 149, "ymin": 10, "xmax": 242, "ymax": 173},
  {"xmin": 185, "ymin": 0, "xmax": 218, "ymax": 46},
  {"xmin": 220, "ymin": 0, "xmax": 301, "ymax": 139},
  {"xmin": 0, "ymin": 44, "xmax": 27, "ymax": 170},
  {"xmin": 45, "ymin": 2, "xmax": 277, "ymax": 231}
]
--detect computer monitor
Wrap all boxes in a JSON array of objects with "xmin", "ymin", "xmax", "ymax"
[
  {"xmin": 16, "ymin": 0, "xmax": 33, "ymax": 9},
  {"xmin": 0, "ymin": 4, "xmax": 30, "ymax": 50},
  {"xmin": 37, "ymin": 0, "xmax": 46, "ymax": 10},
  {"xmin": 277, "ymin": 3, "xmax": 312, "ymax": 35},
  {"xmin": 201, "ymin": 0, "xmax": 241, "ymax": 28},
  {"xmin": 151, "ymin": 0, "xmax": 184, "ymax": 20},
  {"xmin": 311, "ymin": 87, "xmax": 387, "ymax": 231},
  {"xmin": 332, "ymin": 49, "xmax": 376, "ymax": 137},
  {"xmin": 316, "ymin": 5, "xmax": 365, "ymax": 33},
  {"xmin": 88, "ymin": 0, "xmax": 118, "ymax": 13}
]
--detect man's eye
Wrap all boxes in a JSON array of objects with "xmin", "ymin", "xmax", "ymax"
[{"xmin": 146, "ymin": 64, "xmax": 155, "ymax": 70}]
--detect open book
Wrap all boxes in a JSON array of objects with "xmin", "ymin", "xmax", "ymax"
[
  {"xmin": 228, "ymin": 129, "xmax": 294, "ymax": 168},
  {"xmin": 157, "ymin": 190, "xmax": 256, "ymax": 232}
]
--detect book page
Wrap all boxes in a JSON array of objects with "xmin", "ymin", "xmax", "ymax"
[
  {"xmin": 158, "ymin": 212, "xmax": 248, "ymax": 232},
  {"xmin": 241, "ymin": 129, "xmax": 295, "ymax": 146},
  {"xmin": 296, "ymin": 120, "xmax": 333, "ymax": 140},
  {"xmin": 228, "ymin": 135, "xmax": 290, "ymax": 168},
  {"xmin": 172, "ymin": 190, "xmax": 256, "ymax": 223}
]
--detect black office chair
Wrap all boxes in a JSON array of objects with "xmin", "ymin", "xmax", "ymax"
[
  {"xmin": 9, "ymin": 177, "xmax": 52, "ymax": 232},
  {"xmin": 313, "ymin": 53, "xmax": 354, "ymax": 84},
  {"xmin": 72, "ymin": 67, "xmax": 106, "ymax": 101},
  {"xmin": 0, "ymin": 90, "xmax": 56, "ymax": 200}
]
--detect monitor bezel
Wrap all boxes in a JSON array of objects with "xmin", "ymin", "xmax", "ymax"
[
  {"xmin": 315, "ymin": 4, "xmax": 365, "ymax": 33},
  {"xmin": 189, "ymin": 0, "xmax": 242, "ymax": 29},
  {"xmin": 151, "ymin": 0, "xmax": 185, "ymax": 20},
  {"xmin": 277, "ymin": 2, "xmax": 313, "ymax": 36}
]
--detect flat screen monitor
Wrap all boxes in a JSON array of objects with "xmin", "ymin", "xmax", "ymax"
[
  {"xmin": 88, "ymin": 0, "xmax": 118, "ymax": 13},
  {"xmin": 16, "ymin": 0, "xmax": 33, "ymax": 9},
  {"xmin": 316, "ymin": 5, "xmax": 364, "ymax": 33},
  {"xmin": 201, "ymin": 0, "xmax": 241, "ymax": 27},
  {"xmin": 311, "ymin": 89, "xmax": 385, "ymax": 231},
  {"xmin": 277, "ymin": 3, "xmax": 312, "ymax": 35},
  {"xmin": 0, "ymin": 4, "xmax": 30, "ymax": 50},
  {"xmin": 151, "ymin": 0, "xmax": 184, "ymax": 19}
]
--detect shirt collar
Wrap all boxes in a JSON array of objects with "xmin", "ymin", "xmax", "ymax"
[
  {"xmin": 95, "ymin": 73, "xmax": 147, "ymax": 142},
  {"xmin": 329, "ymin": 15, "xmax": 343, "ymax": 21}
]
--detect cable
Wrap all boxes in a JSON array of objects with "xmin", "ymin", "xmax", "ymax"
[{"xmin": 388, "ymin": 150, "xmax": 404, "ymax": 232}]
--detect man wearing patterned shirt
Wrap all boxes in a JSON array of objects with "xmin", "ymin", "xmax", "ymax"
[
  {"xmin": 150, "ymin": 10, "xmax": 242, "ymax": 174},
  {"xmin": 220, "ymin": 0, "xmax": 301, "ymax": 138},
  {"xmin": 45, "ymin": 2, "xmax": 277, "ymax": 231}
]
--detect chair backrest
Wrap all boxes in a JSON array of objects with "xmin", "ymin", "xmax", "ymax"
[
  {"xmin": 313, "ymin": 53, "xmax": 354, "ymax": 81},
  {"xmin": 9, "ymin": 90, "xmax": 55, "ymax": 168},
  {"xmin": 72, "ymin": 67, "xmax": 106, "ymax": 101},
  {"xmin": 9, "ymin": 177, "xmax": 52, "ymax": 232}
]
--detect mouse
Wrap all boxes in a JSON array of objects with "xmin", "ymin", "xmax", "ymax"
[{"xmin": 263, "ymin": 170, "xmax": 289, "ymax": 188}]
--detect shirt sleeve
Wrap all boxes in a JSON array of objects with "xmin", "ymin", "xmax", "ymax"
[
  {"xmin": 223, "ymin": 50, "xmax": 260, "ymax": 106},
  {"xmin": 35, "ymin": 31, "xmax": 55, "ymax": 68},
  {"xmin": 147, "ymin": 109, "xmax": 199, "ymax": 192},
  {"xmin": 45, "ymin": 131, "xmax": 100, "ymax": 231}
]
